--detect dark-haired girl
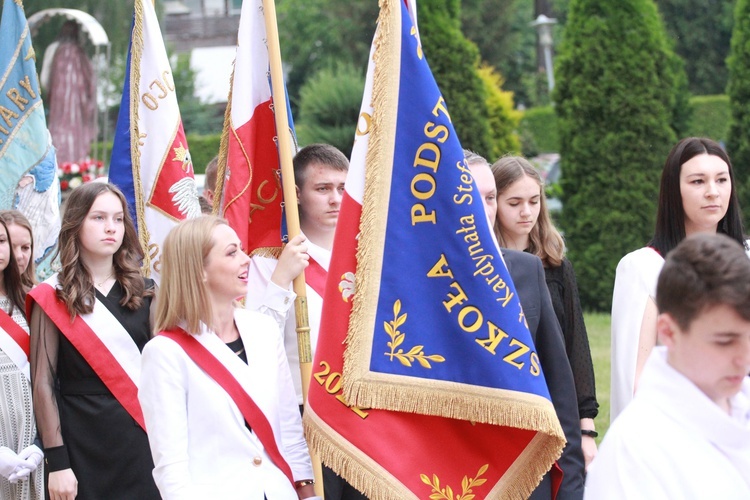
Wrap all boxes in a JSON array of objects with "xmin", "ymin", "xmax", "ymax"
[
  {"xmin": 491, "ymin": 155, "xmax": 599, "ymax": 468},
  {"xmin": 611, "ymin": 137, "xmax": 749, "ymax": 422},
  {"xmin": 0, "ymin": 217, "xmax": 43, "ymax": 499}
]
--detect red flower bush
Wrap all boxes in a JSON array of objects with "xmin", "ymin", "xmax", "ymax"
[{"xmin": 57, "ymin": 159, "xmax": 106, "ymax": 191}]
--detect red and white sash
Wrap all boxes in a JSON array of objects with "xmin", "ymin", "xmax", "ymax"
[
  {"xmin": 26, "ymin": 275, "xmax": 146, "ymax": 430},
  {"xmin": 305, "ymin": 257, "xmax": 327, "ymax": 299},
  {"xmin": 159, "ymin": 326, "xmax": 295, "ymax": 486},
  {"xmin": 0, "ymin": 308, "xmax": 31, "ymax": 380}
]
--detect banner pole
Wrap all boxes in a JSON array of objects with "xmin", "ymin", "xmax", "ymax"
[{"xmin": 263, "ymin": 0, "xmax": 324, "ymax": 496}]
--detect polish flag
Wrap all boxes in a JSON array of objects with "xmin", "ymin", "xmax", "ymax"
[{"xmin": 218, "ymin": 0, "xmax": 290, "ymax": 256}]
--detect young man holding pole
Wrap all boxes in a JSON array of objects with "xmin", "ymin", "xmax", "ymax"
[{"xmin": 245, "ymin": 144, "xmax": 364, "ymax": 499}]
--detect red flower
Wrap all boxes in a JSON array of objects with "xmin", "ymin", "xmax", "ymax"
[{"xmin": 60, "ymin": 180, "xmax": 69, "ymax": 191}]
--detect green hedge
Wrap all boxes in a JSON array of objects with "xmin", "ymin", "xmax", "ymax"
[
  {"xmin": 521, "ymin": 95, "xmax": 729, "ymax": 157},
  {"xmin": 187, "ymin": 134, "xmax": 221, "ymax": 174},
  {"xmin": 688, "ymin": 95, "xmax": 730, "ymax": 142},
  {"xmin": 94, "ymin": 133, "xmax": 221, "ymax": 175},
  {"xmin": 519, "ymin": 106, "xmax": 558, "ymax": 155}
]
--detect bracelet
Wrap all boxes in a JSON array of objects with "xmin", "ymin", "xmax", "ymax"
[
  {"xmin": 581, "ymin": 429, "xmax": 598, "ymax": 438},
  {"xmin": 295, "ymin": 479, "xmax": 315, "ymax": 489}
]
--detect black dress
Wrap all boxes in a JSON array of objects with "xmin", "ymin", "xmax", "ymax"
[
  {"xmin": 34, "ymin": 280, "xmax": 159, "ymax": 500},
  {"xmin": 543, "ymin": 258, "xmax": 599, "ymax": 420}
]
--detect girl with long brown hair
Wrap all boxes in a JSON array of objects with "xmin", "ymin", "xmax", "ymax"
[
  {"xmin": 28, "ymin": 183, "xmax": 159, "ymax": 499},
  {"xmin": 0, "ymin": 211, "xmax": 36, "ymax": 290},
  {"xmin": 489, "ymin": 154, "xmax": 599, "ymax": 468}
]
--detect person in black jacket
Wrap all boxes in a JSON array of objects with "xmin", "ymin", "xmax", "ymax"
[
  {"xmin": 490, "ymin": 154, "xmax": 598, "ymax": 468},
  {"xmin": 467, "ymin": 155, "xmax": 585, "ymax": 499}
]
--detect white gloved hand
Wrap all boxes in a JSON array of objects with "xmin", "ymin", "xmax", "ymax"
[
  {"xmin": 17, "ymin": 444, "xmax": 43, "ymax": 470},
  {"xmin": 7, "ymin": 444, "xmax": 43, "ymax": 482},
  {"xmin": 0, "ymin": 446, "xmax": 26, "ymax": 479},
  {"xmin": 8, "ymin": 464, "xmax": 32, "ymax": 483}
]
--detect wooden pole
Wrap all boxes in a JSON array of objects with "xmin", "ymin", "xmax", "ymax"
[{"xmin": 262, "ymin": 0, "xmax": 324, "ymax": 496}]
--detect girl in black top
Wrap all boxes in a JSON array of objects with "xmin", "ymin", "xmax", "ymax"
[{"xmin": 489, "ymin": 154, "xmax": 599, "ymax": 468}]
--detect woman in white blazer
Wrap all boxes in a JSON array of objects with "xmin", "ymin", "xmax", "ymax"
[{"xmin": 138, "ymin": 216, "xmax": 317, "ymax": 499}]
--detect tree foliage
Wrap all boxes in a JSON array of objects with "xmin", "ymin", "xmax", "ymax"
[
  {"xmin": 554, "ymin": 0, "xmax": 688, "ymax": 311},
  {"xmin": 727, "ymin": 0, "xmax": 750, "ymax": 221},
  {"xmin": 477, "ymin": 64, "xmax": 522, "ymax": 158},
  {"xmin": 171, "ymin": 53, "xmax": 223, "ymax": 136},
  {"xmin": 656, "ymin": 0, "xmax": 734, "ymax": 95},
  {"xmin": 277, "ymin": 0, "xmax": 377, "ymax": 109},
  {"xmin": 418, "ymin": 0, "xmax": 493, "ymax": 158},
  {"xmin": 295, "ymin": 63, "xmax": 364, "ymax": 158},
  {"xmin": 461, "ymin": 0, "xmax": 538, "ymax": 106}
]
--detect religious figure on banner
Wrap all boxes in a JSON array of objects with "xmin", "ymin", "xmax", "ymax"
[{"xmin": 41, "ymin": 20, "xmax": 97, "ymax": 164}]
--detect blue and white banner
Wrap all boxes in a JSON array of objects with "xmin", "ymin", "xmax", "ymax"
[
  {"xmin": 0, "ymin": 0, "xmax": 61, "ymax": 279},
  {"xmin": 109, "ymin": 0, "xmax": 201, "ymax": 283}
]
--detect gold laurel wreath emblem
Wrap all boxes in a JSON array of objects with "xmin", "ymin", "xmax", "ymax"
[
  {"xmin": 384, "ymin": 299, "xmax": 445, "ymax": 368},
  {"xmin": 420, "ymin": 464, "xmax": 489, "ymax": 500}
]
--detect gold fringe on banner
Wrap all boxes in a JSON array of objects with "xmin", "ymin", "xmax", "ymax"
[
  {"xmin": 213, "ymin": 65, "xmax": 234, "ymax": 216},
  {"xmin": 251, "ymin": 246, "xmax": 283, "ymax": 259},
  {"xmin": 304, "ymin": 406, "xmax": 416, "ymax": 500},
  {"xmin": 305, "ymin": 403, "xmax": 563, "ymax": 500},
  {"xmin": 490, "ymin": 432, "xmax": 566, "ymax": 499},
  {"xmin": 130, "ymin": 0, "xmax": 151, "ymax": 275}
]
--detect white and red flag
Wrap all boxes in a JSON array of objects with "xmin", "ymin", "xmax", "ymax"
[
  {"xmin": 215, "ymin": 0, "xmax": 295, "ymax": 256},
  {"xmin": 109, "ymin": 0, "xmax": 201, "ymax": 283}
]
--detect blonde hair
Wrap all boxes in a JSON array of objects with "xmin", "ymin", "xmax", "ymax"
[
  {"xmin": 155, "ymin": 215, "xmax": 227, "ymax": 334},
  {"xmin": 491, "ymin": 155, "xmax": 565, "ymax": 268}
]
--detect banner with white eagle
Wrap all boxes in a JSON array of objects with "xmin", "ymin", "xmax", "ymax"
[{"xmin": 109, "ymin": 0, "xmax": 201, "ymax": 283}]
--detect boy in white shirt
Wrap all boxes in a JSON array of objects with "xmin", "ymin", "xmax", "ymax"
[
  {"xmin": 245, "ymin": 144, "xmax": 364, "ymax": 499},
  {"xmin": 585, "ymin": 233, "xmax": 750, "ymax": 499}
]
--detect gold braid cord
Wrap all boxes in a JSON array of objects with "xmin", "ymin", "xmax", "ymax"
[
  {"xmin": 130, "ymin": 0, "xmax": 151, "ymax": 275},
  {"xmin": 214, "ymin": 61, "xmax": 234, "ymax": 216}
]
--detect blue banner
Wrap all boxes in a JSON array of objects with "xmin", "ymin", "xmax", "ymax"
[
  {"xmin": 0, "ymin": 0, "xmax": 61, "ymax": 278},
  {"xmin": 108, "ymin": 32, "xmax": 137, "ymax": 230},
  {"xmin": 347, "ymin": 0, "xmax": 550, "ymax": 403}
]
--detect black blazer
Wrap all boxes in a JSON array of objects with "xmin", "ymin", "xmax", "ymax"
[{"xmin": 503, "ymin": 249, "xmax": 585, "ymax": 499}]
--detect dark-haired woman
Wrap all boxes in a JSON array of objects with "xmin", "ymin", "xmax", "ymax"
[
  {"xmin": 29, "ymin": 183, "xmax": 159, "ymax": 499},
  {"xmin": 611, "ymin": 137, "xmax": 749, "ymax": 422},
  {"xmin": 0, "ymin": 217, "xmax": 43, "ymax": 499}
]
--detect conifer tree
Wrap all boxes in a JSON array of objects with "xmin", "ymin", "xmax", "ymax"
[
  {"xmin": 727, "ymin": 0, "xmax": 750, "ymax": 223},
  {"xmin": 296, "ymin": 64, "xmax": 365, "ymax": 158},
  {"xmin": 554, "ymin": 0, "xmax": 688, "ymax": 311},
  {"xmin": 418, "ymin": 0, "xmax": 493, "ymax": 157}
]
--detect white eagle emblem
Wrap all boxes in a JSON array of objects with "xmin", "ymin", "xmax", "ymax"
[{"xmin": 168, "ymin": 177, "xmax": 202, "ymax": 219}]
